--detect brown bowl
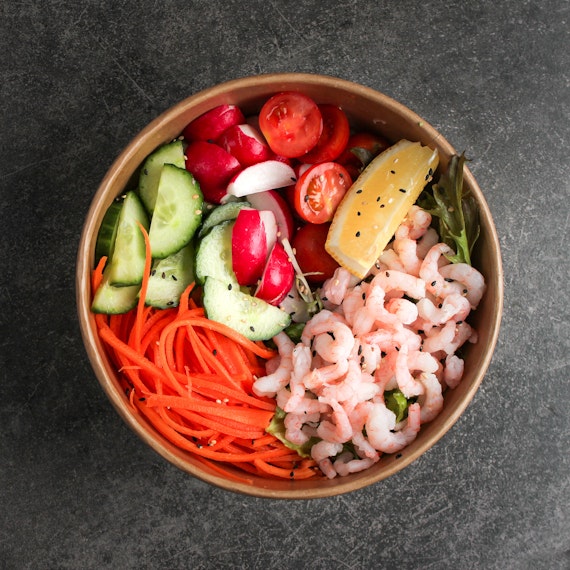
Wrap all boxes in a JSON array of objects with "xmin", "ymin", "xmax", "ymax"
[{"xmin": 76, "ymin": 73, "xmax": 503, "ymax": 499}]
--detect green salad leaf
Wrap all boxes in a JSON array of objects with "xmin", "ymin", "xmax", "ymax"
[
  {"xmin": 418, "ymin": 153, "xmax": 480, "ymax": 265},
  {"xmin": 384, "ymin": 389, "xmax": 413, "ymax": 423}
]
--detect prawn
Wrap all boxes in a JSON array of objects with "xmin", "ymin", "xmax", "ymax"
[
  {"xmin": 321, "ymin": 267, "xmax": 359, "ymax": 307},
  {"xmin": 316, "ymin": 397, "xmax": 354, "ymax": 443},
  {"xmin": 311, "ymin": 440, "xmax": 343, "ymax": 479},
  {"xmin": 395, "ymin": 344, "xmax": 425, "ymax": 398},
  {"xmin": 252, "ymin": 332, "xmax": 294, "ymax": 397},
  {"xmin": 333, "ymin": 452, "xmax": 379, "ymax": 477},
  {"xmin": 416, "ymin": 294, "xmax": 471, "ymax": 327},
  {"xmin": 371, "ymin": 269, "xmax": 426, "ymax": 300},
  {"xmin": 366, "ymin": 401, "xmax": 421, "ymax": 454},
  {"xmin": 443, "ymin": 354, "xmax": 464, "ymax": 389},
  {"xmin": 439, "ymin": 263, "xmax": 486, "ymax": 309},
  {"xmin": 394, "ymin": 205, "xmax": 432, "ymax": 240},
  {"xmin": 417, "ymin": 372, "xmax": 443, "ymax": 423}
]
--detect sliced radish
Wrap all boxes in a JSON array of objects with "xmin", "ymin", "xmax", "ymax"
[
  {"xmin": 246, "ymin": 190, "xmax": 295, "ymax": 241},
  {"xmin": 183, "ymin": 104, "xmax": 245, "ymax": 142},
  {"xmin": 226, "ymin": 160, "xmax": 296, "ymax": 198},
  {"xmin": 231, "ymin": 209, "xmax": 278, "ymax": 286},
  {"xmin": 217, "ymin": 124, "xmax": 273, "ymax": 167},
  {"xmin": 255, "ymin": 241, "xmax": 295, "ymax": 306},
  {"xmin": 185, "ymin": 141, "xmax": 242, "ymax": 204}
]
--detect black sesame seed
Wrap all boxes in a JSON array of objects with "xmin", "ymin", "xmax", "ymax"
[
  {"xmin": 167, "ymin": 301, "xmax": 174, "ymax": 306},
  {"xmin": 386, "ymin": 271, "xmax": 390, "ymax": 277},
  {"xmin": 355, "ymin": 231, "xmax": 361, "ymax": 237},
  {"xmin": 356, "ymin": 189, "xmax": 363, "ymax": 194},
  {"xmin": 456, "ymin": 320, "xmax": 463, "ymax": 325},
  {"xmin": 357, "ymin": 211, "xmax": 361, "ymax": 216},
  {"xmin": 431, "ymin": 281, "xmax": 437, "ymax": 287},
  {"xmin": 444, "ymin": 277, "xmax": 454, "ymax": 283},
  {"xmin": 162, "ymin": 272, "xmax": 166, "ymax": 279},
  {"xmin": 172, "ymin": 275, "xmax": 178, "ymax": 281},
  {"xmin": 390, "ymin": 170, "xmax": 395, "ymax": 174},
  {"xmin": 250, "ymin": 326, "xmax": 255, "ymax": 332},
  {"xmin": 380, "ymin": 204, "xmax": 385, "ymax": 208},
  {"xmin": 304, "ymin": 194, "xmax": 309, "ymax": 202},
  {"xmin": 321, "ymin": 296, "xmax": 328, "ymax": 301},
  {"xmin": 228, "ymin": 283, "xmax": 233, "ymax": 290},
  {"xmin": 395, "ymin": 453, "xmax": 402, "ymax": 459},
  {"xmin": 463, "ymin": 288, "xmax": 468, "ymax": 294},
  {"xmin": 213, "ymin": 349, "xmax": 217, "ymax": 356},
  {"xmin": 358, "ymin": 344, "xmax": 363, "ymax": 355},
  {"xmin": 143, "ymin": 168, "xmax": 148, "ymax": 175},
  {"xmin": 362, "ymin": 292, "xmax": 366, "ymax": 300},
  {"xmin": 290, "ymin": 177, "xmax": 297, "ymax": 182},
  {"xmin": 399, "ymin": 188, "xmax": 406, "ymax": 193},
  {"xmin": 151, "ymin": 269, "xmax": 156, "ymax": 276},
  {"xmin": 376, "ymin": 196, "xmax": 381, "ymax": 202},
  {"xmin": 139, "ymin": 397, "xmax": 146, "ymax": 402}
]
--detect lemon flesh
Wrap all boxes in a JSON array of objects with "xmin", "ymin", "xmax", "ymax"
[{"xmin": 325, "ymin": 139, "xmax": 439, "ymax": 279}]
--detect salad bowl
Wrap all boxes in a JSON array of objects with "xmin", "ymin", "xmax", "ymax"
[{"xmin": 76, "ymin": 73, "xmax": 503, "ymax": 499}]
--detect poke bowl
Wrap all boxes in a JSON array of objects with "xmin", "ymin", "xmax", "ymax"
[{"xmin": 76, "ymin": 73, "xmax": 503, "ymax": 499}]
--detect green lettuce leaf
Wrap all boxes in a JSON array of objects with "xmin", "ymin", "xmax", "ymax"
[
  {"xmin": 418, "ymin": 153, "xmax": 480, "ymax": 265},
  {"xmin": 384, "ymin": 389, "xmax": 412, "ymax": 423}
]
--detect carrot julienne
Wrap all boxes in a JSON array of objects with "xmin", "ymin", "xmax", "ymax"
[{"xmin": 91, "ymin": 228, "xmax": 320, "ymax": 480}]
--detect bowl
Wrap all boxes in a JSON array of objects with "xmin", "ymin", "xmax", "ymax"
[{"xmin": 76, "ymin": 73, "xmax": 503, "ymax": 499}]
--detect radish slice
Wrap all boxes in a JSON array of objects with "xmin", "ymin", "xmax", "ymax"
[
  {"xmin": 247, "ymin": 190, "xmax": 295, "ymax": 241},
  {"xmin": 183, "ymin": 104, "xmax": 245, "ymax": 142},
  {"xmin": 217, "ymin": 124, "xmax": 272, "ymax": 167},
  {"xmin": 255, "ymin": 242, "xmax": 295, "ymax": 306},
  {"xmin": 226, "ymin": 160, "xmax": 296, "ymax": 198}
]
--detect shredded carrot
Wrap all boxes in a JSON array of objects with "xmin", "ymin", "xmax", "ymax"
[{"xmin": 92, "ymin": 234, "xmax": 319, "ymax": 480}]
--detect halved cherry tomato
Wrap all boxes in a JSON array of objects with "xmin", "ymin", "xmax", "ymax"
[
  {"xmin": 292, "ymin": 223, "xmax": 340, "ymax": 284},
  {"xmin": 258, "ymin": 92, "xmax": 323, "ymax": 158},
  {"xmin": 293, "ymin": 162, "xmax": 352, "ymax": 224},
  {"xmin": 337, "ymin": 131, "xmax": 391, "ymax": 180},
  {"xmin": 301, "ymin": 104, "xmax": 350, "ymax": 164}
]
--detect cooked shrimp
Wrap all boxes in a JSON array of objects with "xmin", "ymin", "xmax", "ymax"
[
  {"xmin": 252, "ymin": 332, "xmax": 294, "ymax": 397},
  {"xmin": 321, "ymin": 267, "xmax": 359, "ymax": 306},
  {"xmin": 416, "ymin": 227, "xmax": 440, "ymax": 259},
  {"xmin": 395, "ymin": 344, "xmax": 425, "ymax": 398},
  {"xmin": 392, "ymin": 238, "xmax": 422, "ymax": 276},
  {"xmin": 385, "ymin": 297, "xmax": 419, "ymax": 325},
  {"xmin": 375, "ymin": 248, "xmax": 407, "ymax": 273},
  {"xmin": 311, "ymin": 440, "xmax": 343, "ymax": 479},
  {"xmin": 421, "ymin": 321, "xmax": 457, "ymax": 355},
  {"xmin": 443, "ymin": 354, "xmax": 464, "ymax": 389},
  {"xmin": 394, "ymin": 205, "xmax": 432, "ymax": 240},
  {"xmin": 417, "ymin": 372, "xmax": 443, "ymax": 423},
  {"xmin": 371, "ymin": 269, "xmax": 426, "ymax": 300},
  {"xmin": 300, "ymin": 309, "xmax": 347, "ymax": 346},
  {"xmin": 333, "ymin": 452, "xmax": 379, "ymax": 477},
  {"xmin": 280, "ymin": 345, "xmax": 313, "ymax": 413},
  {"xmin": 439, "ymin": 263, "xmax": 486, "ymax": 309},
  {"xmin": 419, "ymin": 243, "xmax": 458, "ymax": 300},
  {"xmin": 416, "ymin": 294, "xmax": 471, "ymax": 327},
  {"xmin": 366, "ymin": 402, "xmax": 421, "ymax": 454},
  {"xmin": 316, "ymin": 397, "xmax": 354, "ymax": 443}
]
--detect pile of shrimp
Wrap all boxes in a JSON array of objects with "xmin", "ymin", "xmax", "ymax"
[{"xmin": 253, "ymin": 206, "xmax": 486, "ymax": 479}]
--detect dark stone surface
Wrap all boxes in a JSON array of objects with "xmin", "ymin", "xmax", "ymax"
[{"xmin": 1, "ymin": 1, "xmax": 568, "ymax": 568}]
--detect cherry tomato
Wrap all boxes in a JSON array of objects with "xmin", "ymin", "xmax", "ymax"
[
  {"xmin": 337, "ymin": 131, "xmax": 390, "ymax": 180},
  {"xmin": 258, "ymin": 92, "xmax": 323, "ymax": 158},
  {"xmin": 301, "ymin": 104, "xmax": 350, "ymax": 164},
  {"xmin": 293, "ymin": 162, "xmax": 352, "ymax": 224},
  {"xmin": 292, "ymin": 223, "xmax": 340, "ymax": 284}
]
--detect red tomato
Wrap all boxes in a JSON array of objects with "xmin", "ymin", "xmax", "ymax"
[
  {"xmin": 337, "ymin": 132, "xmax": 391, "ymax": 180},
  {"xmin": 258, "ymin": 92, "xmax": 323, "ymax": 158},
  {"xmin": 293, "ymin": 162, "xmax": 352, "ymax": 224},
  {"xmin": 292, "ymin": 223, "xmax": 340, "ymax": 284},
  {"xmin": 301, "ymin": 104, "xmax": 350, "ymax": 164}
]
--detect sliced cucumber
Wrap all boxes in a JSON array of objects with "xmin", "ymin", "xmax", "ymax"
[
  {"xmin": 203, "ymin": 277, "xmax": 291, "ymax": 341},
  {"xmin": 195, "ymin": 220, "xmax": 236, "ymax": 285},
  {"xmin": 198, "ymin": 200, "xmax": 251, "ymax": 238},
  {"xmin": 95, "ymin": 200, "xmax": 122, "ymax": 264},
  {"xmin": 145, "ymin": 241, "xmax": 195, "ymax": 308},
  {"xmin": 148, "ymin": 164, "xmax": 203, "ymax": 259},
  {"xmin": 92, "ymin": 268, "xmax": 140, "ymax": 314},
  {"xmin": 139, "ymin": 140, "xmax": 186, "ymax": 214},
  {"xmin": 107, "ymin": 191, "xmax": 149, "ymax": 287}
]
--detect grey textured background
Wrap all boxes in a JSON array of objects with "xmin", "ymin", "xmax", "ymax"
[{"xmin": 1, "ymin": 1, "xmax": 569, "ymax": 568}]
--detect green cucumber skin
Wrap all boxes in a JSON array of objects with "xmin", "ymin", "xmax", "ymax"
[
  {"xmin": 95, "ymin": 200, "xmax": 122, "ymax": 265},
  {"xmin": 107, "ymin": 191, "xmax": 149, "ymax": 287},
  {"xmin": 139, "ymin": 140, "xmax": 186, "ymax": 215},
  {"xmin": 92, "ymin": 268, "xmax": 140, "ymax": 314},
  {"xmin": 198, "ymin": 200, "xmax": 251, "ymax": 238},
  {"xmin": 203, "ymin": 277, "xmax": 291, "ymax": 341},
  {"xmin": 148, "ymin": 164, "xmax": 204, "ymax": 259},
  {"xmin": 145, "ymin": 241, "xmax": 195, "ymax": 309},
  {"xmin": 195, "ymin": 220, "xmax": 236, "ymax": 285}
]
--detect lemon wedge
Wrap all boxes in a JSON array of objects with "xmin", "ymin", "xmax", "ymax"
[{"xmin": 325, "ymin": 139, "xmax": 439, "ymax": 278}]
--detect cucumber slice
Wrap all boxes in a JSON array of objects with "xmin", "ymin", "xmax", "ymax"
[
  {"xmin": 149, "ymin": 164, "xmax": 203, "ymax": 259},
  {"xmin": 203, "ymin": 277, "xmax": 291, "ymax": 341},
  {"xmin": 139, "ymin": 140, "xmax": 186, "ymax": 214},
  {"xmin": 95, "ymin": 200, "xmax": 122, "ymax": 264},
  {"xmin": 195, "ymin": 220, "xmax": 236, "ymax": 285},
  {"xmin": 92, "ymin": 268, "xmax": 140, "ymax": 314},
  {"xmin": 107, "ymin": 191, "xmax": 149, "ymax": 287},
  {"xmin": 145, "ymin": 241, "xmax": 195, "ymax": 308},
  {"xmin": 198, "ymin": 200, "xmax": 251, "ymax": 238}
]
